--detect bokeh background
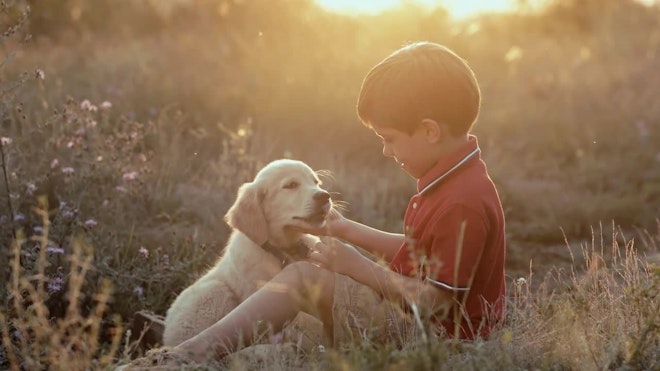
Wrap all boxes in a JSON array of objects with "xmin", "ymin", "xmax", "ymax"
[{"xmin": 0, "ymin": 0, "xmax": 659, "ymax": 366}]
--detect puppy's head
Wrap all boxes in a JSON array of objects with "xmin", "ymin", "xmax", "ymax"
[{"xmin": 225, "ymin": 159, "xmax": 332, "ymax": 247}]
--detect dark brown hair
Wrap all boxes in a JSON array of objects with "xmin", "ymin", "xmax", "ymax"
[{"xmin": 357, "ymin": 42, "xmax": 481, "ymax": 136}]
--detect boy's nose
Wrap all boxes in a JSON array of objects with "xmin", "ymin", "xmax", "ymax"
[{"xmin": 382, "ymin": 144, "xmax": 393, "ymax": 158}]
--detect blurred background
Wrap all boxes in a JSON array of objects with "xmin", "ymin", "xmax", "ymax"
[{"xmin": 1, "ymin": 0, "xmax": 659, "ymax": 323}]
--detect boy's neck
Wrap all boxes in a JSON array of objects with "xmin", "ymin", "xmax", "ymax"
[{"xmin": 439, "ymin": 133, "xmax": 469, "ymax": 157}]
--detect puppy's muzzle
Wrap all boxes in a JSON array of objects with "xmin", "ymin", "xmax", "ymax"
[{"xmin": 314, "ymin": 191, "xmax": 331, "ymax": 206}]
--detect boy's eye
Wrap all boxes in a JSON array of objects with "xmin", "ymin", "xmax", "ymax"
[{"xmin": 283, "ymin": 181, "xmax": 299, "ymax": 189}]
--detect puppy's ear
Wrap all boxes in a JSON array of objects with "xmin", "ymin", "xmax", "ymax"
[{"xmin": 225, "ymin": 182, "xmax": 268, "ymax": 245}]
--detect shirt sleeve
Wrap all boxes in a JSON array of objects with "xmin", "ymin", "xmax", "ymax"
[{"xmin": 422, "ymin": 204, "xmax": 489, "ymax": 292}]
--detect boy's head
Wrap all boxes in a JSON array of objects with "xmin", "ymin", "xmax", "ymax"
[{"xmin": 357, "ymin": 42, "xmax": 481, "ymax": 137}]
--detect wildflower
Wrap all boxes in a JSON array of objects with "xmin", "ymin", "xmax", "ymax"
[
  {"xmin": 80, "ymin": 99, "xmax": 98, "ymax": 112},
  {"xmin": 12, "ymin": 329, "xmax": 23, "ymax": 341},
  {"xmin": 100, "ymin": 101, "xmax": 112, "ymax": 109},
  {"xmin": 74, "ymin": 128, "xmax": 86, "ymax": 137},
  {"xmin": 61, "ymin": 167, "xmax": 75, "ymax": 175},
  {"xmin": 133, "ymin": 285, "xmax": 144, "ymax": 298},
  {"xmin": 139, "ymin": 246, "xmax": 149, "ymax": 258},
  {"xmin": 14, "ymin": 213, "xmax": 25, "ymax": 222},
  {"xmin": 35, "ymin": 69, "xmax": 45, "ymax": 80},
  {"xmin": 269, "ymin": 333, "xmax": 283, "ymax": 344},
  {"xmin": 0, "ymin": 137, "xmax": 12, "ymax": 146},
  {"xmin": 48, "ymin": 276, "xmax": 64, "ymax": 294},
  {"xmin": 115, "ymin": 185, "xmax": 128, "ymax": 193},
  {"xmin": 162, "ymin": 254, "xmax": 170, "ymax": 266},
  {"xmin": 67, "ymin": 141, "xmax": 75, "ymax": 148},
  {"xmin": 517, "ymin": 277, "xmax": 526, "ymax": 285},
  {"xmin": 635, "ymin": 120, "xmax": 648, "ymax": 140},
  {"xmin": 123, "ymin": 171, "xmax": 139, "ymax": 181},
  {"xmin": 26, "ymin": 182, "xmax": 37, "ymax": 195},
  {"xmin": 33, "ymin": 226, "xmax": 44, "ymax": 234},
  {"xmin": 47, "ymin": 246, "xmax": 65, "ymax": 254},
  {"xmin": 317, "ymin": 345, "xmax": 326, "ymax": 353},
  {"xmin": 61, "ymin": 209, "xmax": 76, "ymax": 220},
  {"xmin": 84, "ymin": 219, "xmax": 98, "ymax": 228},
  {"xmin": 50, "ymin": 158, "xmax": 60, "ymax": 168}
]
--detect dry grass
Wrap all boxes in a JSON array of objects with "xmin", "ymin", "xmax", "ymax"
[{"xmin": 1, "ymin": 221, "xmax": 657, "ymax": 370}]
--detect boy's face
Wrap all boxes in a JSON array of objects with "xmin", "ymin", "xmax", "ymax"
[{"xmin": 371, "ymin": 123, "xmax": 439, "ymax": 179}]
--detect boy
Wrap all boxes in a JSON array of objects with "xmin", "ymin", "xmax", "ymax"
[{"xmin": 142, "ymin": 41, "xmax": 506, "ymax": 365}]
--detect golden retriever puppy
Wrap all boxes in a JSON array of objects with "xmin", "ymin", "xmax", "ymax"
[{"xmin": 162, "ymin": 159, "xmax": 332, "ymax": 347}]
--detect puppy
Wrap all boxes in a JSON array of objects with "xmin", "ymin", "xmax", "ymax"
[{"xmin": 163, "ymin": 159, "xmax": 332, "ymax": 347}]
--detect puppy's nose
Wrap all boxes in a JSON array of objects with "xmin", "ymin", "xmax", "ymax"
[{"xmin": 313, "ymin": 191, "xmax": 331, "ymax": 204}]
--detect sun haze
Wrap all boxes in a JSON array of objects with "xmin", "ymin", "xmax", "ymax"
[{"xmin": 315, "ymin": 0, "xmax": 516, "ymax": 18}]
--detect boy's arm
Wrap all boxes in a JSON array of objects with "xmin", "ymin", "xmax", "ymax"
[
  {"xmin": 333, "ymin": 218, "xmax": 404, "ymax": 261},
  {"xmin": 302, "ymin": 210, "xmax": 403, "ymax": 261},
  {"xmin": 353, "ymin": 252, "xmax": 453, "ymax": 316},
  {"xmin": 310, "ymin": 239, "xmax": 452, "ymax": 316}
]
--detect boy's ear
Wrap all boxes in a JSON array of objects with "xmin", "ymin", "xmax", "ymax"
[{"xmin": 419, "ymin": 118, "xmax": 444, "ymax": 143}]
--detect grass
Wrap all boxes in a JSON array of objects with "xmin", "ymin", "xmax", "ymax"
[
  {"xmin": 1, "ymin": 214, "xmax": 657, "ymax": 370},
  {"xmin": 1, "ymin": 0, "xmax": 659, "ymax": 369}
]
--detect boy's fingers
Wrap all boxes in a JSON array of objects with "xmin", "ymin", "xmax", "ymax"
[
  {"xmin": 314, "ymin": 241, "xmax": 326, "ymax": 251},
  {"xmin": 308, "ymin": 250, "xmax": 326, "ymax": 266},
  {"xmin": 319, "ymin": 236, "xmax": 334, "ymax": 245}
]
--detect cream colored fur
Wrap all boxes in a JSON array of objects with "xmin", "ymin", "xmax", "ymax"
[{"xmin": 163, "ymin": 159, "xmax": 331, "ymax": 347}]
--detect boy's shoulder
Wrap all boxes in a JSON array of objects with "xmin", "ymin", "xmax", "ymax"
[{"xmin": 425, "ymin": 158, "xmax": 500, "ymax": 213}]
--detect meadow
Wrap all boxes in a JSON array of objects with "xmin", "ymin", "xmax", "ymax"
[{"xmin": 0, "ymin": 0, "xmax": 658, "ymax": 369}]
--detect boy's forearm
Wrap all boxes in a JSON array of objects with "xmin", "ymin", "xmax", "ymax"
[
  {"xmin": 336, "ymin": 218, "xmax": 404, "ymax": 260},
  {"xmin": 349, "ymin": 255, "xmax": 452, "ymax": 315}
]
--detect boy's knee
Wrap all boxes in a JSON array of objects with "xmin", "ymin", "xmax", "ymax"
[
  {"xmin": 282, "ymin": 261, "xmax": 328, "ymax": 280},
  {"xmin": 281, "ymin": 262, "xmax": 335, "ymax": 317},
  {"xmin": 281, "ymin": 262, "xmax": 334, "ymax": 291}
]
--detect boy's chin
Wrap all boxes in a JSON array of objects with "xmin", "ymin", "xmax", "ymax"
[{"xmin": 398, "ymin": 164, "xmax": 419, "ymax": 178}]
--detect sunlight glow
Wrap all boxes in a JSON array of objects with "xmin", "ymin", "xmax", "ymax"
[{"xmin": 315, "ymin": 0, "xmax": 516, "ymax": 18}]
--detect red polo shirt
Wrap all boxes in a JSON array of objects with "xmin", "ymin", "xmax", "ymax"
[{"xmin": 389, "ymin": 135, "xmax": 506, "ymax": 339}]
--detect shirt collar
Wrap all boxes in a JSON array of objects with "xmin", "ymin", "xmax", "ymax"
[{"xmin": 417, "ymin": 135, "xmax": 481, "ymax": 195}]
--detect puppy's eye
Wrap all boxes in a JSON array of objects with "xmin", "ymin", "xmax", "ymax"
[{"xmin": 283, "ymin": 181, "xmax": 299, "ymax": 189}]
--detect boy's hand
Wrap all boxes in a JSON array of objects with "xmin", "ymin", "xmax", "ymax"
[
  {"xmin": 296, "ymin": 209, "xmax": 346, "ymax": 237},
  {"xmin": 308, "ymin": 237, "xmax": 364, "ymax": 276}
]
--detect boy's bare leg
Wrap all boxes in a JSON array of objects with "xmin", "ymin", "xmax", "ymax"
[{"xmin": 174, "ymin": 261, "xmax": 335, "ymax": 363}]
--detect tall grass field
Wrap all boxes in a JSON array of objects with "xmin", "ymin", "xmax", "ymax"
[{"xmin": 1, "ymin": 0, "xmax": 658, "ymax": 369}]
